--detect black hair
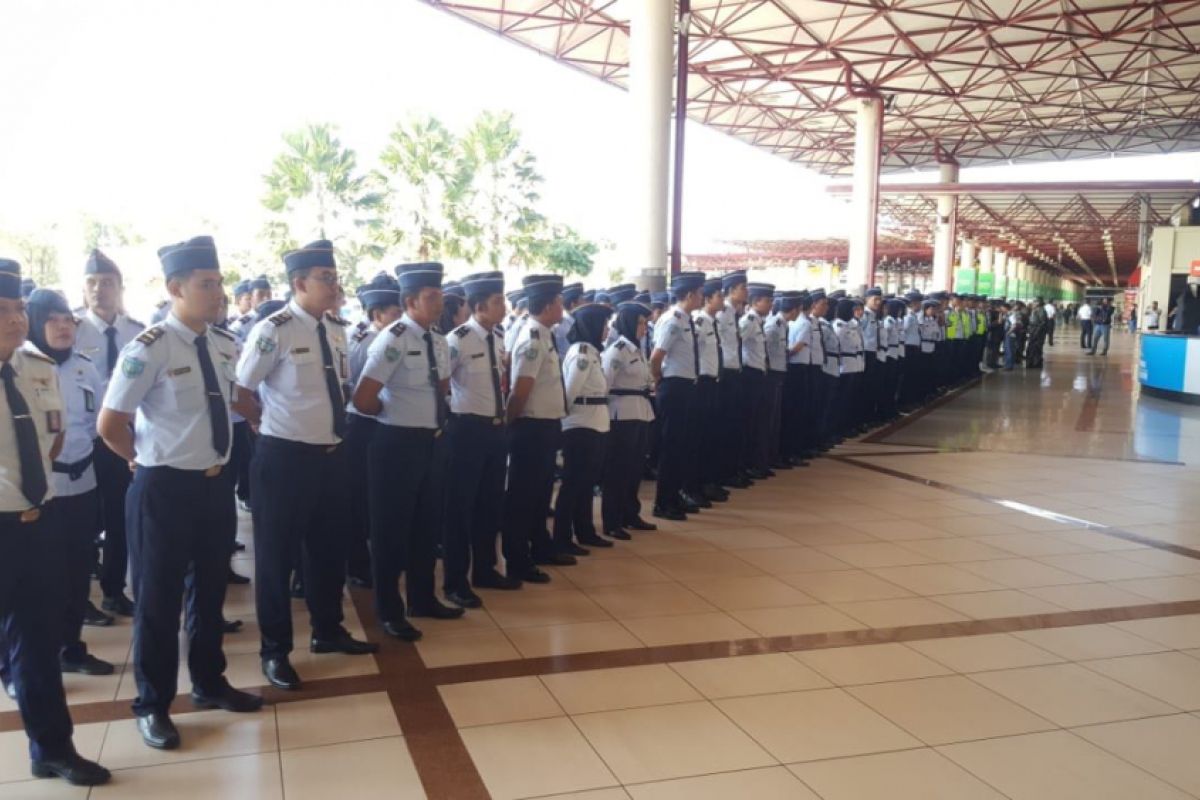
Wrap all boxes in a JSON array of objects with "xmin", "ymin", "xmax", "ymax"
[
  {"xmin": 468, "ymin": 292, "xmax": 497, "ymax": 313},
  {"xmin": 437, "ymin": 295, "xmax": 464, "ymax": 334},
  {"xmin": 367, "ymin": 302, "xmax": 398, "ymax": 323},
  {"xmin": 528, "ymin": 294, "xmax": 557, "ymax": 316}
]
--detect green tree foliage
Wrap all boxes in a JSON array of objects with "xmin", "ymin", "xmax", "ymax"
[
  {"xmin": 1, "ymin": 228, "xmax": 60, "ymax": 287},
  {"xmin": 533, "ymin": 224, "xmax": 598, "ymax": 277},
  {"xmin": 80, "ymin": 215, "xmax": 144, "ymax": 253}
]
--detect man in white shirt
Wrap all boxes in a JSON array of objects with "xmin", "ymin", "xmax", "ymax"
[
  {"xmin": 1077, "ymin": 301, "xmax": 1094, "ymax": 349},
  {"xmin": 1043, "ymin": 301, "xmax": 1057, "ymax": 346},
  {"xmin": 1145, "ymin": 301, "xmax": 1161, "ymax": 331}
]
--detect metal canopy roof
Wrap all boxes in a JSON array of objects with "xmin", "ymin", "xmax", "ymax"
[{"xmin": 423, "ymin": 0, "xmax": 1200, "ymax": 176}]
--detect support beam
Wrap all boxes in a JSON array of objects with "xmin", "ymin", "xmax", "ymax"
[
  {"xmin": 978, "ymin": 245, "xmax": 994, "ymax": 274},
  {"xmin": 960, "ymin": 238, "xmax": 976, "ymax": 272},
  {"xmin": 668, "ymin": 0, "xmax": 690, "ymax": 278},
  {"xmin": 846, "ymin": 96, "xmax": 882, "ymax": 294},
  {"xmin": 931, "ymin": 161, "xmax": 959, "ymax": 292},
  {"xmin": 629, "ymin": 0, "xmax": 674, "ymax": 291}
]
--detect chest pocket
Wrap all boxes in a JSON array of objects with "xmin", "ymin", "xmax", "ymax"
[
  {"xmin": 401, "ymin": 348, "xmax": 431, "ymax": 387},
  {"xmin": 168, "ymin": 369, "xmax": 205, "ymax": 412},
  {"xmin": 286, "ymin": 348, "xmax": 325, "ymax": 390},
  {"xmin": 466, "ymin": 351, "xmax": 489, "ymax": 373},
  {"xmin": 32, "ymin": 385, "xmax": 63, "ymax": 414}
]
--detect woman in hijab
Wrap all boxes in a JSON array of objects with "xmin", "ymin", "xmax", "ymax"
[
  {"xmin": 834, "ymin": 298, "xmax": 864, "ymax": 436},
  {"xmin": 552, "ymin": 302, "xmax": 615, "ymax": 556},
  {"xmin": 600, "ymin": 301, "xmax": 656, "ymax": 540}
]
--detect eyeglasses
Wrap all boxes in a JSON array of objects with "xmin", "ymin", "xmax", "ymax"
[{"xmin": 308, "ymin": 272, "xmax": 340, "ymax": 286}]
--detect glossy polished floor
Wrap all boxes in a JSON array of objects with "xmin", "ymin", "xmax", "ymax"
[{"xmin": 4, "ymin": 325, "xmax": 1200, "ymax": 799}]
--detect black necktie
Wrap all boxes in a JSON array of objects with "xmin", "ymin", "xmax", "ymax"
[
  {"xmin": 104, "ymin": 326, "xmax": 118, "ymax": 378},
  {"xmin": 712, "ymin": 315, "xmax": 724, "ymax": 371},
  {"xmin": 2, "ymin": 362, "xmax": 47, "ymax": 508},
  {"xmin": 423, "ymin": 331, "xmax": 448, "ymax": 428},
  {"xmin": 733, "ymin": 312, "xmax": 744, "ymax": 367},
  {"xmin": 763, "ymin": 318, "xmax": 771, "ymax": 371},
  {"xmin": 548, "ymin": 336, "xmax": 569, "ymax": 414},
  {"xmin": 316, "ymin": 321, "xmax": 348, "ymax": 439},
  {"xmin": 194, "ymin": 335, "xmax": 231, "ymax": 458},
  {"xmin": 687, "ymin": 317, "xmax": 700, "ymax": 377},
  {"xmin": 485, "ymin": 332, "xmax": 504, "ymax": 419}
]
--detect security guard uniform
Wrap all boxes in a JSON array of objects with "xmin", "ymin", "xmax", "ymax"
[
  {"xmin": 600, "ymin": 302, "xmax": 655, "ymax": 537},
  {"xmin": 652, "ymin": 272, "xmax": 704, "ymax": 517},
  {"xmin": 715, "ymin": 273, "xmax": 746, "ymax": 485},
  {"xmin": 740, "ymin": 283, "xmax": 774, "ymax": 476},
  {"xmin": 689, "ymin": 281, "xmax": 723, "ymax": 501},
  {"xmin": 763, "ymin": 295, "xmax": 791, "ymax": 468}
]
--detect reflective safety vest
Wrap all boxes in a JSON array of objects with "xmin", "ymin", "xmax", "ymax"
[
  {"xmin": 975, "ymin": 309, "xmax": 986, "ymax": 335},
  {"xmin": 946, "ymin": 309, "xmax": 964, "ymax": 340}
]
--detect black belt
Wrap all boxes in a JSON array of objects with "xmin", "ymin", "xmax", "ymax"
[
  {"xmin": 573, "ymin": 397, "xmax": 608, "ymax": 406},
  {"xmin": 697, "ymin": 375, "xmax": 718, "ymax": 383},
  {"xmin": 609, "ymin": 388, "xmax": 651, "ymax": 398},
  {"xmin": 454, "ymin": 412, "xmax": 504, "ymax": 426},
  {"xmin": 258, "ymin": 435, "xmax": 340, "ymax": 455},
  {"xmin": 52, "ymin": 453, "xmax": 94, "ymax": 481}
]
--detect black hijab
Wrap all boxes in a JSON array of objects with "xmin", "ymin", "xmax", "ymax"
[
  {"xmin": 613, "ymin": 302, "xmax": 650, "ymax": 344},
  {"xmin": 835, "ymin": 298, "xmax": 855, "ymax": 322},
  {"xmin": 568, "ymin": 303, "xmax": 612, "ymax": 349},
  {"xmin": 26, "ymin": 289, "xmax": 73, "ymax": 365}
]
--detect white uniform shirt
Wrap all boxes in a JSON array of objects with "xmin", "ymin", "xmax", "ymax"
[
  {"xmin": 359, "ymin": 314, "xmax": 447, "ymax": 430},
  {"xmin": 504, "ymin": 312, "xmax": 529, "ymax": 355},
  {"xmin": 883, "ymin": 316, "xmax": 899, "ymax": 360},
  {"xmin": 903, "ymin": 310, "xmax": 921, "ymax": 346},
  {"xmin": 819, "ymin": 318, "xmax": 840, "ymax": 377},
  {"xmin": 1145, "ymin": 308, "xmax": 1160, "ymax": 328},
  {"xmin": 104, "ymin": 314, "xmax": 238, "ymax": 470},
  {"xmin": 653, "ymin": 306, "xmax": 698, "ymax": 381},
  {"xmin": 1043, "ymin": 303, "xmax": 1055, "ymax": 319},
  {"xmin": 808, "ymin": 314, "xmax": 825, "ymax": 367},
  {"xmin": 1078, "ymin": 303, "xmax": 1093, "ymax": 321},
  {"xmin": 788, "ymin": 315, "xmax": 812, "ymax": 365},
  {"xmin": 739, "ymin": 309, "xmax": 768, "ymax": 371},
  {"xmin": 237, "ymin": 300, "xmax": 350, "ymax": 445},
  {"xmin": 74, "ymin": 309, "xmax": 144, "ymax": 397},
  {"xmin": 692, "ymin": 310, "xmax": 720, "ymax": 377},
  {"xmin": 346, "ymin": 324, "xmax": 381, "ymax": 418},
  {"xmin": 51, "ymin": 351, "xmax": 103, "ymax": 496},
  {"xmin": 602, "ymin": 337, "xmax": 654, "ymax": 423},
  {"xmin": 553, "ymin": 311, "xmax": 574, "ymax": 359},
  {"xmin": 561, "ymin": 342, "xmax": 609, "ymax": 433},
  {"xmin": 715, "ymin": 302, "xmax": 742, "ymax": 370},
  {"xmin": 511, "ymin": 318, "xmax": 566, "ymax": 420},
  {"xmin": 919, "ymin": 315, "xmax": 939, "ymax": 353},
  {"xmin": 835, "ymin": 319, "xmax": 865, "ymax": 374},
  {"xmin": 0, "ymin": 346, "xmax": 62, "ymax": 512},
  {"xmin": 228, "ymin": 312, "xmax": 256, "ymax": 343},
  {"xmin": 862, "ymin": 308, "xmax": 880, "ymax": 354},
  {"xmin": 447, "ymin": 317, "xmax": 506, "ymax": 419},
  {"xmin": 763, "ymin": 312, "xmax": 789, "ymax": 373}
]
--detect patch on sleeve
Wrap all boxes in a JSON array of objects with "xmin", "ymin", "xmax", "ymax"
[
  {"xmin": 385, "ymin": 346, "xmax": 401, "ymax": 362},
  {"xmin": 121, "ymin": 356, "xmax": 146, "ymax": 378},
  {"xmin": 255, "ymin": 336, "xmax": 276, "ymax": 354}
]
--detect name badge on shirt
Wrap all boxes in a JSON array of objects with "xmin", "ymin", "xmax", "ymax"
[
  {"xmin": 338, "ymin": 349, "xmax": 347, "ymax": 377},
  {"xmin": 46, "ymin": 410, "xmax": 62, "ymax": 433},
  {"xmin": 170, "ymin": 366, "xmax": 192, "ymax": 377},
  {"xmin": 82, "ymin": 386, "xmax": 95, "ymax": 412}
]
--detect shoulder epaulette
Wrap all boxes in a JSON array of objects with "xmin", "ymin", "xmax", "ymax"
[
  {"xmin": 76, "ymin": 352, "xmax": 92, "ymax": 363},
  {"xmin": 452, "ymin": 324, "xmax": 470, "ymax": 338},
  {"xmin": 673, "ymin": 310, "xmax": 684, "ymax": 320},
  {"xmin": 126, "ymin": 317, "xmax": 145, "ymax": 329},
  {"xmin": 269, "ymin": 310, "xmax": 293, "ymax": 326},
  {"xmin": 211, "ymin": 326, "xmax": 236, "ymax": 341},
  {"xmin": 26, "ymin": 349, "xmax": 54, "ymax": 365},
  {"xmin": 614, "ymin": 340, "xmax": 627, "ymax": 351},
  {"xmin": 578, "ymin": 343, "xmax": 591, "ymax": 355},
  {"xmin": 496, "ymin": 323, "xmax": 505, "ymax": 334},
  {"xmin": 136, "ymin": 325, "xmax": 166, "ymax": 346},
  {"xmin": 388, "ymin": 321, "xmax": 407, "ymax": 336},
  {"xmin": 529, "ymin": 328, "xmax": 540, "ymax": 340},
  {"xmin": 324, "ymin": 312, "xmax": 348, "ymax": 326},
  {"xmin": 354, "ymin": 320, "xmax": 368, "ymax": 332},
  {"xmin": 352, "ymin": 329, "xmax": 370, "ymax": 343}
]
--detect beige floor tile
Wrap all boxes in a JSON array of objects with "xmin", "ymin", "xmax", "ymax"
[
  {"xmin": 627, "ymin": 766, "xmax": 819, "ymax": 800},
  {"xmin": 1118, "ymin": 549, "xmax": 1200, "ymax": 576},
  {"xmin": 484, "ymin": 590, "xmax": 612, "ymax": 629},
  {"xmin": 275, "ymin": 692, "xmax": 401, "ymax": 749},
  {"xmin": 461, "ymin": 717, "xmax": 617, "ymax": 800},
  {"xmin": 1023, "ymin": 582, "xmax": 1157, "ymax": 611},
  {"xmin": 1084, "ymin": 651, "xmax": 1200, "ymax": 710},
  {"xmin": 733, "ymin": 547, "xmax": 854, "ymax": 575},
  {"xmin": 730, "ymin": 604, "xmax": 867, "ymax": 637},
  {"xmin": 414, "ymin": 629, "xmax": 520, "ymax": 668},
  {"xmin": 0, "ymin": 723, "xmax": 105, "ymax": 785},
  {"xmin": 985, "ymin": 532, "xmax": 1094, "ymax": 558},
  {"xmin": 1012, "ymin": 623, "xmax": 1168, "ymax": 660},
  {"xmin": 896, "ymin": 538, "xmax": 1015, "ymax": 563},
  {"xmin": 939, "ymin": 729, "xmax": 1192, "ymax": 800},
  {"xmin": 834, "ymin": 597, "xmax": 969, "ymax": 628},
  {"xmin": 816, "ymin": 542, "xmax": 934, "ymax": 569},
  {"xmin": 99, "ymin": 708, "xmax": 275, "ymax": 770},
  {"xmin": 541, "ymin": 664, "xmax": 701, "ymax": 714},
  {"xmin": 439, "ymin": 676, "xmax": 564, "ymax": 728},
  {"xmin": 909, "ymin": 632, "xmax": 1064, "ymax": 672},
  {"xmin": 930, "ymin": 589, "xmax": 1068, "ymax": 619},
  {"xmin": 847, "ymin": 519, "xmax": 945, "ymax": 541},
  {"xmin": 795, "ymin": 643, "xmax": 952, "ymax": 685},
  {"xmin": 682, "ymin": 575, "xmax": 818, "ymax": 611},
  {"xmin": 1075, "ymin": 714, "xmax": 1200, "ymax": 796},
  {"xmin": 539, "ymin": 791, "xmax": 631, "ymax": 800},
  {"xmin": 970, "ymin": 662, "xmax": 1177, "ymax": 727},
  {"xmin": 790, "ymin": 747, "xmax": 1008, "ymax": 799},
  {"xmin": 931, "ymin": 515, "xmax": 1025, "ymax": 536},
  {"xmin": 644, "ymin": 552, "xmax": 764, "ymax": 581},
  {"xmin": 280, "ymin": 737, "xmax": 424, "ymax": 800},
  {"xmin": 868, "ymin": 564, "xmax": 1008, "ymax": 596},
  {"xmin": 670, "ymin": 653, "xmax": 830, "ymax": 698},
  {"xmin": 684, "ymin": 527, "xmax": 802, "ymax": 551},
  {"xmin": 1040, "ymin": 553, "xmax": 1170, "ymax": 582},
  {"xmin": 91, "ymin": 752, "xmax": 284, "ymax": 799},
  {"xmin": 560, "ymin": 558, "xmax": 674, "ymax": 589},
  {"xmin": 585, "ymin": 582, "xmax": 716, "ymax": 620},
  {"xmin": 1109, "ymin": 576, "xmax": 1200, "ymax": 602},
  {"xmin": 621, "ymin": 612, "xmax": 758, "ymax": 647},
  {"xmin": 851, "ymin": 674, "xmax": 1056, "ymax": 745},
  {"xmin": 617, "ymin": 531, "xmax": 717, "ymax": 556},
  {"xmin": 781, "ymin": 570, "xmax": 913, "ymax": 603},
  {"xmin": 1114, "ymin": 614, "xmax": 1200, "ymax": 649},
  {"xmin": 573, "ymin": 701, "xmax": 774, "ymax": 784},
  {"xmin": 716, "ymin": 688, "xmax": 921, "ymax": 762},
  {"xmin": 507, "ymin": 621, "xmax": 644, "ymax": 658},
  {"xmin": 956, "ymin": 557, "xmax": 1094, "ymax": 588},
  {"xmin": 0, "ymin": 781, "xmax": 88, "ymax": 798}
]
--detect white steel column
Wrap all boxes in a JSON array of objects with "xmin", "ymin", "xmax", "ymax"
[
  {"xmin": 991, "ymin": 248, "xmax": 1006, "ymax": 274},
  {"xmin": 629, "ymin": 0, "xmax": 674, "ymax": 291},
  {"xmin": 847, "ymin": 96, "xmax": 883, "ymax": 294},
  {"xmin": 960, "ymin": 237, "xmax": 976, "ymax": 273},
  {"xmin": 930, "ymin": 161, "xmax": 960, "ymax": 292},
  {"xmin": 978, "ymin": 245, "xmax": 994, "ymax": 274}
]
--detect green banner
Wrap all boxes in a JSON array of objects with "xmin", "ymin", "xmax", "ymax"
[
  {"xmin": 1019, "ymin": 280, "xmax": 1030, "ymax": 300},
  {"xmin": 994, "ymin": 275, "xmax": 1008, "ymax": 297},
  {"xmin": 977, "ymin": 271, "xmax": 995, "ymax": 297},
  {"xmin": 953, "ymin": 267, "xmax": 977, "ymax": 294}
]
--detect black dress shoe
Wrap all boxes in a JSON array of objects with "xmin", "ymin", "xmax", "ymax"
[
  {"xmin": 101, "ymin": 594, "xmax": 134, "ymax": 617},
  {"xmin": 577, "ymin": 535, "xmax": 614, "ymax": 548},
  {"xmin": 626, "ymin": 517, "xmax": 657, "ymax": 531},
  {"xmin": 311, "ymin": 630, "xmax": 378, "ymax": 655},
  {"xmin": 227, "ymin": 568, "xmax": 250, "ymax": 585},
  {"xmin": 473, "ymin": 570, "xmax": 522, "ymax": 590},
  {"xmin": 289, "ymin": 580, "xmax": 305, "ymax": 599},
  {"xmin": 31, "ymin": 752, "xmax": 111, "ymax": 786},
  {"xmin": 137, "ymin": 711, "xmax": 181, "ymax": 750},
  {"xmin": 652, "ymin": 505, "xmax": 686, "ymax": 521},
  {"xmin": 262, "ymin": 657, "xmax": 301, "ymax": 690},
  {"xmin": 347, "ymin": 574, "xmax": 373, "ymax": 589},
  {"xmin": 724, "ymin": 476, "xmax": 752, "ymax": 489},
  {"xmin": 681, "ymin": 492, "xmax": 711, "ymax": 510},
  {"xmin": 770, "ymin": 461, "xmax": 793, "ymax": 470},
  {"xmin": 191, "ymin": 683, "xmax": 264, "ymax": 713},
  {"xmin": 702, "ymin": 484, "xmax": 730, "ymax": 502},
  {"xmin": 678, "ymin": 496, "xmax": 702, "ymax": 514},
  {"xmin": 408, "ymin": 600, "xmax": 466, "ymax": 620},
  {"xmin": 519, "ymin": 567, "xmax": 552, "ymax": 584},
  {"xmin": 222, "ymin": 618, "xmax": 244, "ymax": 634},
  {"xmin": 82, "ymin": 602, "xmax": 113, "ymax": 627},
  {"xmin": 534, "ymin": 552, "xmax": 577, "ymax": 566},
  {"xmin": 606, "ymin": 529, "xmax": 632, "ymax": 541},
  {"xmin": 61, "ymin": 654, "xmax": 115, "ymax": 676},
  {"xmin": 558, "ymin": 542, "xmax": 591, "ymax": 557},
  {"xmin": 382, "ymin": 619, "xmax": 423, "ymax": 642},
  {"xmin": 445, "ymin": 589, "xmax": 483, "ymax": 609}
]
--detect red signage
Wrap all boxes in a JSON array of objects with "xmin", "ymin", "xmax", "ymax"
[{"xmin": 1192, "ymin": 259, "xmax": 1200, "ymax": 278}]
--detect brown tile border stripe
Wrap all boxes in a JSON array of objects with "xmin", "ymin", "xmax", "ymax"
[
  {"xmin": 861, "ymin": 375, "xmax": 983, "ymax": 443},
  {"xmin": 842, "ymin": 445, "xmax": 1185, "ymax": 466}
]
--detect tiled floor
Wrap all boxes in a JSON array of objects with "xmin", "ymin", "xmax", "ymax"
[{"xmin": 5, "ymin": 330, "xmax": 1200, "ymax": 797}]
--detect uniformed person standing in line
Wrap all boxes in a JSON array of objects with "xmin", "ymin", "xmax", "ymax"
[
  {"xmin": 601, "ymin": 301, "xmax": 657, "ymax": 539},
  {"xmin": 784, "ymin": 290, "xmax": 813, "ymax": 464},
  {"xmin": 860, "ymin": 288, "xmax": 884, "ymax": 427},
  {"xmin": 740, "ymin": 282, "xmax": 774, "ymax": 479},
  {"xmin": 343, "ymin": 273, "xmax": 403, "ymax": 589},
  {"xmin": 503, "ymin": 289, "xmax": 529, "ymax": 355},
  {"xmin": 715, "ymin": 273, "xmax": 748, "ymax": 487},
  {"xmin": 24, "ymin": 290, "xmax": 114, "ymax": 674},
  {"xmin": 73, "ymin": 250, "xmax": 141, "ymax": 618},
  {"xmin": 834, "ymin": 298, "xmax": 865, "ymax": 435},
  {"xmin": 554, "ymin": 282, "xmax": 585, "ymax": 356},
  {"xmin": 688, "ymin": 278, "xmax": 729, "ymax": 504},
  {"xmin": 643, "ymin": 291, "xmax": 669, "ymax": 480},
  {"xmin": 503, "ymin": 274, "xmax": 572, "ymax": 581},
  {"xmin": 899, "ymin": 292, "xmax": 923, "ymax": 411},
  {"xmin": 764, "ymin": 291, "xmax": 794, "ymax": 469},
  {"xmin": 443, "ymin": 272, "xmax": 523, "ymax": 604},
  {"xmin": 353, "ymin": 263, "xmax": 464, "ymax": 641},
  {"xmin": 98, "ymin": 237, "xmax": 263, "ymax": 751},
  {"xmin": 236, "ymin": 240, "xmax": 376, "ymax": 693},
  {"xmin": 0, "ymin": 260, "xmax": 112, "ymax": 786},
  {"xmin": 229, "ymin": 281, "xmax": 253, "ymax": 335},
  {"xmin": 649, "ymin": 272, "xmax": 704, "ymax": 520},
  {"xmin": 817, "ymin": 291, "xmax": 843, "ymax": 449}
]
